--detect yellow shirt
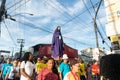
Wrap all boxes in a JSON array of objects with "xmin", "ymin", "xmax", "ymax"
[
  {"xmin": 78, "ymin": 63, "xmax": 85, "ymax": 76},
  {"xmin": 36, "ymin": 62, "xmax": 46, "ymax": 73}
]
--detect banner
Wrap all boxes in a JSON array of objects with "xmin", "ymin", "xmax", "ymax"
[{"xmin": 38, "ymin": 44, "xmax": 78, "ymax": 58}]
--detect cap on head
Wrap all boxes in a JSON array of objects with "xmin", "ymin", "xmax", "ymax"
[{"xmin": 62, "ymin": 54, "xmax": 68, "ymax": 59}]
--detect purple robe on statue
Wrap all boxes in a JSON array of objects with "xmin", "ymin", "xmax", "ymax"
[{"xmin": 51, "ymin": 27, "xmax": 64, "ymax": 58}]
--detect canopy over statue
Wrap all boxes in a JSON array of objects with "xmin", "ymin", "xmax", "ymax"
[{"xmin": 51, "ymin": 26, "xmax": 64, "ymax": 58}]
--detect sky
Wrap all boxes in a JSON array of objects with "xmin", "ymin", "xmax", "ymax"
[{"xmin": 0, "ymin": 0, "xmax": 111, "ymax": 55}]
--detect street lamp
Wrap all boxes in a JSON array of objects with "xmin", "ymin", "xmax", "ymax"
[
  {"xmin": 7, "ymin": 12, "xmax": 33, "ymax": 22},
  {"xmin": 17, "ymin": 39, "xmax": 25, "ymax": 59},
  {"xmin": 12, "ymin": 12, "xmax": 34, "ymax": 17}
]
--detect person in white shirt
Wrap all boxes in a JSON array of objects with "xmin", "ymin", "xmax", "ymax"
[{"xmin": 20, "ymin": 52, "xmax": 35, "ymax": 80}]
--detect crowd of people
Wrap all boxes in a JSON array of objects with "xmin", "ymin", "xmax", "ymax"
[{"xmin": 0, "ymin": 52, "xmax": 102, "ymax": 80}]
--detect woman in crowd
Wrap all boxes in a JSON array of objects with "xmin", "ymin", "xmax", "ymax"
[
  {"xmin": 35, "ymin": 57, "xmax": 46, "ymax": 74},
  {"xmin": 86, "ymin": 62, "xmax": 92, "ymax": 80},
  {"xmin": 37, "ymin": 57, "xmax": 59, "ymax": 80},
  {"xmin": 79, "ymin": 58, "xmax": 86, "ymax": 80},
  {"xmin": 20, "ymin": 52, "xmax": 35, "ymax": 80},
  {"xmin": 63, "ymin": 59, "xmax": 80, "ymax": 80},
  {"xmin": 5, "ymin": 59, "xmax": 20, "ymax": 80}
]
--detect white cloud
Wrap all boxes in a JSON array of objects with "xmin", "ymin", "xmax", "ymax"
[
  {"xmin": 98, "ymin": 8, "xmax": 107, "ymax": 25},
  {"xmin": 67, "ymin": 0, "xmax": 86, "ymax": 15},
  {"xmin": 1, "ymin": 23, "xmax": 13, "ymax": 42},
  {"xmin": 24, "ymin": 34, "xmax": 53, "ymax": 48},
  {"xmin": 25, "ymin": 0, "xmax": 62, "ymax": 18}
]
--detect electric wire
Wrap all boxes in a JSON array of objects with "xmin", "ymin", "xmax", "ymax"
[
  {"xmin": 89, "ymin": 0, "xmax": 107, "ymax": 38},
  {"xmin": 45, "ymin": 0, "xmax": 99, "ymax": 34},
  {"xmin": 4, "ymin": 0, "xmax": 110, "ymax": 50},
  {"xmin": 3, "ymin": 20, "xmax": 17, "ymax": 46},
  {"xmin": 13, "ymin": 19, "xmax": 93, "ymax": 46},
  {"xmin": 54, "ymin": 0, "xmax": 99, "ymax": 35},
  {"xmin": 82, "ymin": 0, "xmax": 110, "ymax": 48},
  {"xmin": 82, "ymin": 0, "xmax": 94, "ymax": 17},
  {"xmin": 7, "ymin": 0, "xmax": 103, "ymax": 47},
  {"xmin": 7, "ymin": 0, "xmax": 31, "ymax": 15},
  {"xmin": 6, "ymin": 0, "xmax": 24, "ymax": 10},
  {"xmin": 17, "ymin": 25, "xmax": 92, "ymax": 47},
  {"xmin": 89, "ymin": 0, "xmax": 111, "ymax": 47},
  {"xmin": 50, "ymin": 0, "xmax": 99, "ymax": 27}
]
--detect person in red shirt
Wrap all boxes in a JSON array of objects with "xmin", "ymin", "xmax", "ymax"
[{"xmin": 91, "ymin": 60, "xmax": 100, "ymax": 80}]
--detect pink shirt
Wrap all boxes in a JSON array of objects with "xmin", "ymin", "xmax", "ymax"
[{"xmin": 37, "ymin": 68, "xmax": 59, "ymax": 80}]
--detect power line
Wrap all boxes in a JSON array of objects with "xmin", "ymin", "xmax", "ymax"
[
  {"xmin": 93, "ymin": 0, "xmax": 110, "ymax": 49},
  {"xmin": 7, "ymin": 0, "xmax": 31, "ymax": 14},
  {"xmin": 45, "ymin": 1, "xmax": 71, "ymax": 21},
  {"xmin": 6, "ymin": 0, "xmax": 24, "ymax": 10},
  {"xmin": 5, "ymin": 0, "xmax": 108, "ymax": 48},
  {"xmin": 82, "ymin": 0, "xmax": 100, "ymax": 48},
  {"xmin": 22, "ymin": 16, "xmax": 94, "ymax": 45},
  {"xmin": 82, "ymin": 0, "xmax": 110, "ymax": 48},
  {"xmin": 50, "ymin": 0, "xmax": 99, "ymax": 27},
  {"xmin": 45, "ymin": 0, "xmax": 99, "ymax": 34},
  {"xmin": 63, "ymin": 36, "xmax": 93, "ymax": 46},
  {"xmin": 82, "ymin": 0, "xmax": 94, "ymax": 18},
  {"xmin": 96, "ymin": 28, "xmax": 110, "ymax": 47},
  {"xmin": 14, "ymin": 19, "xmax": 53, "ymax": 33},
  {"xmin": 10, "ymin": 0, "xmax": 106, "ymax": 47},
  {"xmin": 89, "ymin": 0, "xmax": 107, "ymax": 38},
  {"xmin": 10, "ymin": 18, "xmax": 93, "ymax": 46},
  {"xmin": 56, "ymin": 1, "xmax": 97, "ymax": 35},
  {"xmin": 9, "ymin": 11, "xmax": 93, "ymax": 44},
  {"xmin": 3, "ymin": 20, "xmax": 17, "ymax": 46},
  {"xmin": 27, "ymin": 0, "xmax": 97, "ymax": 46},
  {"xmin": 89, "ymin": 0, "xmax": 110, "ymax": 48}
]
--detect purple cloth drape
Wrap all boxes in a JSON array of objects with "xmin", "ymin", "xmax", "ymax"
[{"xmin": 51, "ymin": 27, "xmax": 64, "ymax": 58}]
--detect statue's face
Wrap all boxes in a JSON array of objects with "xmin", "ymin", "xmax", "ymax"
[{"xmin": 57, "ymin": 26, "xmax": 61, "ymax": 31}]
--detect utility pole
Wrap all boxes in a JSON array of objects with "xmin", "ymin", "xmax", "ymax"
[
  {"xmin": 0, "ymin": 0, "xmax": 6, "ymax": 22},
  {"xmin": 0, "ymin": 0, "xmax": 6, "ymax": 36},
  {"xmin": 94, "ymin": 0, "xmax": 103, "ymax": 48},
  {"xmin": 17, "ymin": 39, "xmax": 25, "ymax": 59},
  {"xmin": 94, "ymin": 0, "xmax": 103, "ymax": 61},
  {"xmin": 11, "ymin": 47, "xmax": 14, "ymax": 58}
]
